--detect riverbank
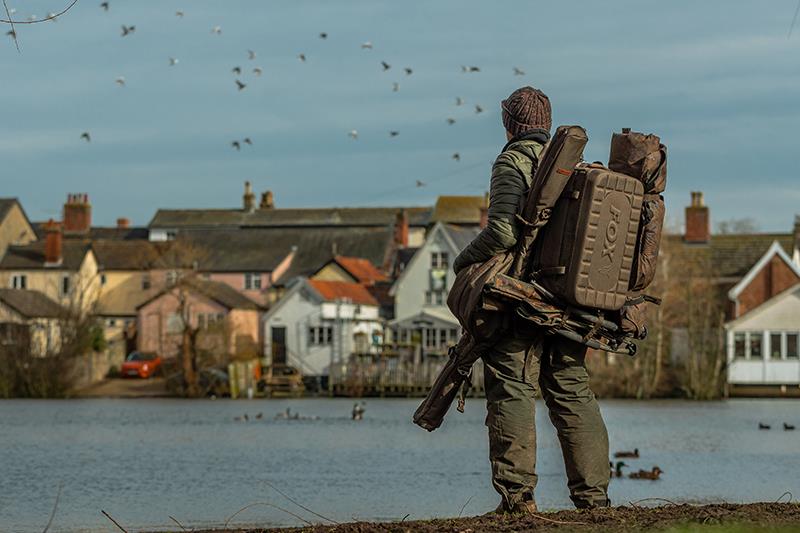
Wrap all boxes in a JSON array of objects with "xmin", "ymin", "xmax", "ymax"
[{"xmin": 195, "ymin": 503, "xmax": 800, "ymax": 532}]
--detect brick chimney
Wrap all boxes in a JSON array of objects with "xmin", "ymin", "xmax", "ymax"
[
  {"xmin": 116, "ymin": 217, "xmax": 130, "ymax": 229},
  {"xmin": 479, "ymin": 191, "xmax": 489, "ymax": 229},
  {"xmin": 63, "ymin": 193, "xmax": 91, "ymax": 234},
  {"xmin": 243, "ymin": 181, "xmax": 255, "ymax": 212},
  {"xmin": 793, "ymin": 215, "xmax": 800, "ymax": 258},
  {"xmin": 684, "ymin": 191, "xmax": 710, "ymax": 244},
  {"xmin": 259, "ymin": 190, "xmax": 274, "ymax": 210},
  {"xmin": 43, "ymin": 219, "xmax": 63, "ymax": 267},
  {"xmin": 394, "ymin": 209, "xmax": 409, "ymax": 248}
]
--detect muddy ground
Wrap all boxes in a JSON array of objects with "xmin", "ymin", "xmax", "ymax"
[{"xmin": 196, "ymin": 502, "xmax": 800, "ymax": 533}]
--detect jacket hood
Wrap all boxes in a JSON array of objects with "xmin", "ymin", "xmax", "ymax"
[{"xmin": 501, "ymin": 128, "xmax": 550, "ymax": 156}]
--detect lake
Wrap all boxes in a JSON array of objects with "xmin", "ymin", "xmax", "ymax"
[{"xmin": 1, "ymin": 398, "xmax": 798, "ymax": 532}]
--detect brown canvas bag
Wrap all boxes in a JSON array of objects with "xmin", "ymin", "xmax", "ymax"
[{"xmin": 608, "ymin": 129, "xmax": 668, "ymax": 338}]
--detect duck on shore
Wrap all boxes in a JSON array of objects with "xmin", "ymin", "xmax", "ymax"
[
  {"xmin": 759, "ymin": 423, "xmax": 771, "ymax": 430},
  {"xmin": 614, "ymin": 448, "xmax": 639, "ymax": 458},
  {"xmin": 629, "ymin": 467, "xmax": 663, "ymax": 480},
  {"xmin": 785, "ymin": 423, "xmax": 795, "ymax": 431}
]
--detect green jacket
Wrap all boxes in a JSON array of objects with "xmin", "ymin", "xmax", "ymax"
[{"xmin": 453, "ymin": 130, "xmax": 548, "ymax": 273}]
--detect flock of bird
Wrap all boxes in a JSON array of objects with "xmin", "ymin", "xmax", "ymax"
[
  {"xmin": 759, "ymin": 422, "xmax": 795, "ymax": 430},
  {"xmin": 3, "ymin": 0, "xmax": 532, "ymax": 189}
]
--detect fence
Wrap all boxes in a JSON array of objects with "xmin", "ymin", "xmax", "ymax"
[{"xmin": 328, "ymin": 347, "xmax": 485, "ymax": 397}]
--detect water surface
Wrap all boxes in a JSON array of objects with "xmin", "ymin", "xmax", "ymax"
[{"xmin": 1, "ymin": 398, "xmax": 798, "ymax": 532}]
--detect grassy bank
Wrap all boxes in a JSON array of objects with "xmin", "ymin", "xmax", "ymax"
[{"xmin": 193, "ymin": 503, "xmax": 800, "ymax": 533}]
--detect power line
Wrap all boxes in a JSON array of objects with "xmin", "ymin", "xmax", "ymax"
[{"xmin": 362, "ymin": 158, "xmax": 490, "ymax": 204}]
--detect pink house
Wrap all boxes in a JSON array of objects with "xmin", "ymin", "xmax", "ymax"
[{"xmin": 136, "ymin": 278, "xmax": 262, "ymax": 361}]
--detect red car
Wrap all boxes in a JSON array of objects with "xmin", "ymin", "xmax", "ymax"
[{"xmin": 121, "ymin": 352, "xmax": 162, "ymax": 379}]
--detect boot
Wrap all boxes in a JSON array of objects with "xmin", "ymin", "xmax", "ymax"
[{"xmin": 486, "ymin": 498, "xmax": 538, "ymax": 516}]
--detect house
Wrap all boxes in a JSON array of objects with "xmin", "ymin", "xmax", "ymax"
[
  {"xmin": 389, "ymin": 222, "xmax": 480, "ymax": 355},
  {"xmin": 148, "ymin": 181, "xmax": 433, "ymax": 247},
  {"xmin": 136, "ymin": 277, "xmax": 263, "ymax": 361},
  {"xmin": 724, "ymin": 242, "xmax": 800, "ymax": 395},
  {"xmin": 262, "ymin": 278, "xmax": 382, "ymax": 377},
  {"xmin": 666, "ymin": 192, "xmax": 800, "ymax": 395},
  {"xmin": 0, "ymin": 221, "xmax": 100, "ymax": 311},
  {"xmin": 0, "ymin": 289, "xmax": 64, "ymax": 357},
  {"xmin": 0, "ymin": 198, "xmax": 37, "ymax": 259}
]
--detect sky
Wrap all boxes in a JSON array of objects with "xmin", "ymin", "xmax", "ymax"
[{"xmin": 1, "ymin": 0, "xmax": 799, "ymax": 231}]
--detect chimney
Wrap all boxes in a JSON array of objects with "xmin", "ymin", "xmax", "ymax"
[
  {"xmin": 116, "ymin": 217, "xmax": 130, "ymax": 229},
  {"xmin": 259, "ymin": 190, "xmax": 274, "ymax": 210},
  {"xmin": 684, "ymin": 191, "xmax": 710, "ymax": 244},
  {"xmin": 394, "ymin": 209, "xmax": 409, "ymax": 248},
  {"xmin": 243, "ymin": 181, "xmax": 255, "ymax": 212},
  {"xmin": 479, "ymin": 191, "xmax": 489, "ymax": 229},
  {"xmin": 44, "ymin": 219, "xmax": 63, "ymax": 267},
  {"xmin": 63, "ymin": 193, "xmax": 91, "ymax": 234},
  {"xmin": 793, "ymin": 215, "xmax": 800, "ymax": 257}
]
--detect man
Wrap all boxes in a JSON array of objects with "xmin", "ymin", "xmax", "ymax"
[{"xmin": 453, "ymin": 86, "xmax": 610, "ymax": 514}]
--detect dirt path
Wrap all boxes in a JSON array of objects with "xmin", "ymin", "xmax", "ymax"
[
  {"xmin": 196, "ymin": 502, "xmax": 800, "ymax": 533},
  {"xmin": 74, "ymin": 377, "xmax": 170, "ymax": 398}
]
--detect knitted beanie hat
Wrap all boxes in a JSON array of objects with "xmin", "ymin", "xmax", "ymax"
[{"xmin": 501, "ymin": 86, "xmax": 552, "ymax": 136}]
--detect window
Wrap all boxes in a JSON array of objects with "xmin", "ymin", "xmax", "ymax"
[
  {"xmin": 11, "ymin": 274, "xmax": 26, "ymax": 289},
  {"xmin": 733, "ymin": 332, "xmax": 746, "ymax": 359},
  {"xmin": 141, "ymin": 273, "xmax": 151, "ymax": 290},
  {"xmin": 166, "ymin": 270, "xmax": 179, "ymax": 285},
  {"xmin": 165, "ymin": 230, "xmax": 177, "ymax": 241},
  {"xmin": 449, "ymin": 328, "xmax": 459, "ymax": 343},
  {"xmin": 198, "ymin": 314, "xmax": 207, "ymax": 330},
  {"xmin": 425, "ymin": 328, "xmax": 437, "ymax": 348},
  {"xmin": 431, "ymin": 252, "xmax": 449, "ymax": 269},
  {"xmin": 750, "ymin": 332, "xmax": 763, "ymax": 359},
  {"xmin": 244, "ymin": 273, "xmax": 262, "ymax": 290},
  {"xmin": 770, "ymin": 333, "xmax": 782, "ymax": 359},
  {"xmin": 425, "ymin": 290, "xmax": 446, "ymax": 305},
  {"xmin": 308, "ymin": 326, "xmax": 333, "ymax": 346},
  {"xmin": 788, "ymin": 334, "xmax": 799, "ymax": 359},
  {"xmin": 61, "ymin": 275, "xmax": 70, "ymax": 296},
  {"xmin": 100, "ymin": 273, "xmax": 107, "ymax": 286},
  {"xmin": 107, "ymin": 319, "xmax": 116, "ymax": 327}
]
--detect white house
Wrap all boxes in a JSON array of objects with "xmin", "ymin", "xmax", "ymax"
[
  {"xmin": 725, "ymin": 241, "xmax": 800, "ymax": 394},
  {"xmin": 262, "ymin": 278, "xmax": 382, "ymax": 377},
  {"xmin": 389, "ymin": 222, "xmax": 479, "ymax": 355}
]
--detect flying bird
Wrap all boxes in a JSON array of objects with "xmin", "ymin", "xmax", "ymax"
[
  {"xmin": 211, "ymin": 26, "xmax": 222, "ymax": 34},
  {"xmin": 389, "ymin": 131, "xmax": 399, "ymax": 137},
  {"xmin": 446, "ymin": 118, "xmax": 456, "ymax": 125},
  {"xmin": 253, "ymin": 67, "xmax": 263, "ymax": 76},
  {"xmin": 115, "ymin": 76, "xmax": 126, "ymax": 86},
  {"xmin": 169, "ymin": 57, "xmax": 179, "ymax": 66},
  {"xmin": 247, "ymin": 49, "xmax": 256, "ymax": 60},
  {"xmin": 121, "ymin": 25, "xmax": 135, "ymax": 37},
  {"xmin": 232, "ymin": 66, "xmax": 242, "ymax": 75},
  {"xmin": 175, "ymin": 10, "xmax": 184, "ymax": 17},
  {"xmin": 243, "ymin": 137, "xmax": 253, "ymax": 145},
  {"xmin": 80, "ymin": 132, "xmax": 91, "ymax": 142},
  {"xmin": 403, "ymin": 67, "xmax": 413, "ymax": 75},
  {"xmin": 455, "ymin": 97, "xmax": 464, "ymax": 106},
  {"xmin": 319, "ymin": 32, "xmax": 328, "ymax": 39},
  {"xmin": 392, "ymin": 82, "xmax": 399, "ymax": 92},
  {"xmin": 27, "ymin": 15, "xmax": 38, "ymax": 22},
  {"xmin": 381, "ymin": 61, "xmax": 391, "ymax": 71},
  {"xmin": 361, "ymin": 41, "xmax": 373, "ymax": 49},
  {"xmin": 461, "ymin": 65, "xmax": 480, "ymax": 73},
  {"xmin": 100, "ymin": 2, "xmax": 109, "ymax": 11},
  {"xmin": 513, "ymin": 67, "xmax": 525, "ymax": 76},
  {"xmin": 235, "ymin": 80, "xmax": 246, "ymax": 91},
  {"xmin": 452, "ymin": 153, "xmax": 461, "ymax": 161},
  {"xmin": 232, "ymin": 141, "xmax": 241, "ymax": 151},
  {"xmin": 47, "ymin": 12, "xmax": 58, "ymax": 21},
  {"xmin": 5, "ymin": 30, "xmax": 16, "ymax": 38},
  {"xmin": 348, "ymin": 130, "xmax": 358, "ymax": 140},
  {"xmin": 297, "ymin": 53, "xmax": 306, "ymax": 62},
  {"xmin": 475, "ymin": 104, "xmax": 483, "ymax": 114},
  {"xmin": 415, "ymin": 180, "xmax": 426, "ymax": 187}
]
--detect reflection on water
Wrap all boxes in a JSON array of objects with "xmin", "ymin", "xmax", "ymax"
[{"xmin": 1, "ymin": 398, "xmax": 799, "ymax": 532}]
